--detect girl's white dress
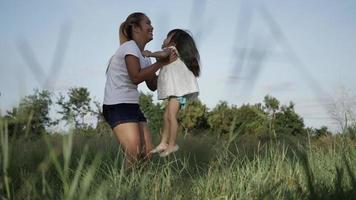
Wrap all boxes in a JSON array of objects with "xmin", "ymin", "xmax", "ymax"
[{"xmin": 157, "ymin": 47, "xmax": 199, "ymax": 100}]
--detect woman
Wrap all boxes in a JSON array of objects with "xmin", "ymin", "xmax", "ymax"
[{"xmin": 102, "ymin": 12, "xmax": 175, "ymax": 169}]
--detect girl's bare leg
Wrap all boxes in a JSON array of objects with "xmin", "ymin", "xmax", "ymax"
[
  {"xmin": 139, "ymin": 122, "xmax": 153, "ymax": 159},
  {"xmin": 161, "ymin": 108, "xmax": 171, "ymax": 144},
  {"xmin": 151, "ymin": 108, "xmax": 170, "ymax": 153},
  {"xmin": 160, "ymin": 98, "xmax": 180, "ymax": 156}
]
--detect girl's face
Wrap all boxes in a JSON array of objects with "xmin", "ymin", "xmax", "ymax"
[
  {"xmin": 162, "ymin": 33, "xmax": 175, "ymax": 48},
  {"xmin": 136, "ymin": 15, "xmax": 153, "ymax": 43}
]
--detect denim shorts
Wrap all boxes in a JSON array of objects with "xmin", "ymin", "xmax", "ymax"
[
  {"xmin": 161, "ymin": 96, "xmax": 187, "ymax": 110},
  {"xmin": 102, "ymin": 103, "xmax": 147, "ymax": 129},
  {"xmin": 172, "ymin": 96, "xmax": 187, "ymax": 108}
]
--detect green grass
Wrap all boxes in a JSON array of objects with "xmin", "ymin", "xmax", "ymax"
[{"xmin": 1, "ymin": 122, "xmax": 356, "ymax": 199}]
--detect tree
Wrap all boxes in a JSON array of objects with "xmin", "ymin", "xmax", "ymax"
[
  {"xmin": 92, "ymin": 100, "xmax": 111, "ymax": 135},
  {"xmin": 327, "ymin": 86, "xmax": 356, "ymax": 133},
  {"xmin": 57, "ymin": 87, "xmax": 92, "ymax": 129},
  {"xmin": 275, "ymin": 102, "xmax": 305, "ymax": 136},
  {"xmin": 263, "ymin": 95, "xmax": 280, "ymax": 137},
  {"xmin": 5, "ymin": 89, "xmax": 53, "ymax": 136}
]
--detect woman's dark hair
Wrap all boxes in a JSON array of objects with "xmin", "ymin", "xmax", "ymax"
[
  {"xmin": 119, "ymin": 12, "xmax": 146, "ymax": 44},
  {"xmin": 168, "ymin": 29, "xmax": 200, "ymax": 77},
  {"xmin": 107, "ymin": 12, "xmax": 145, "ymax": 73}
]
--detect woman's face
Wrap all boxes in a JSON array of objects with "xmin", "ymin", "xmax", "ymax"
[{"xmin": 137, "ymin": 15, "xmax": 153, "ymax": 43}]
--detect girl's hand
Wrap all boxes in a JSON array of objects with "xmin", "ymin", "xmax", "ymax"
[{"xmin": 142, "ymin": 50, "xmax": 152, "ymax": 57}]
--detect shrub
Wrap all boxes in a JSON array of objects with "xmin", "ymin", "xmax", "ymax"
[{"xmin": 179, "ymin": 100, "xmax": 209, "ymax": 134}]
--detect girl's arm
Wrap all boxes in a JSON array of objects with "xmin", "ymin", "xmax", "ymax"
[{"xmin": 142, "ymin": 49, "xmax": 170, "ymax": 59}]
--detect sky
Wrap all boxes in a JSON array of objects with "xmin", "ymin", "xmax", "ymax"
[{"xmin": 1, "ymin": 0, "xmax": 356, "ymax": 131}]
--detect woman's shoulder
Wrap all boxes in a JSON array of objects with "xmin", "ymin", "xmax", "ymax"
[
  {"xmin": 119, "ymin": 40, "xmax": 138, "ymax": 50},
  {"xmin": 121, "ymin": 40, "xmax": 136, "ymax": 46},
  {"xmin": 117, "ymin": 40, "xmax": 140, "ymax": 56}
]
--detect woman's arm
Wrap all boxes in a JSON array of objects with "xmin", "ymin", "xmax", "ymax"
[
  {"xmin": 126, "ymin": 48, "xmax": 177, "ymax": 87},
  {"xmin": 144, "ymin": 49, "xmax": 177, "ymax": 90},
  {"xmin": 145, "ymin": 74, "xmax": 158, "ymax": 91},
  {"xmin": 125, "ymin": 55, "xmax": 165, "ymax": 85}
]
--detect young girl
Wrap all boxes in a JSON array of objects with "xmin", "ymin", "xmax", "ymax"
[{"xmin": 142, "ymin": 29, "xmax": 200, "ymax": 157}]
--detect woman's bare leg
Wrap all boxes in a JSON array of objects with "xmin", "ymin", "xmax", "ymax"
[{"xmin": 112, "ymin": 122, "xmax": 141, "ymax": 169}]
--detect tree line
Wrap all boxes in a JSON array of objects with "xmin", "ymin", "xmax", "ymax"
[{"xmin": 1, "ymin": 87, "xmax": 355, "ymax": 139}]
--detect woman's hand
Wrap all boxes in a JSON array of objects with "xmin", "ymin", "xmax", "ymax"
[
  {"xmin": 157, "ymin": 48, "xmax": 177, "ymax": 66},
  {"xmin": 168, "ymin": 48, "xmax": 178, "ymax": 63}
]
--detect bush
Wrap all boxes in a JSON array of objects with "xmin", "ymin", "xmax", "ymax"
[
  {"xmin": 179, "ymin": 100, "xmax": 209, "ymax": 134},
  {"xmin": 207, "ymin": 101, "xmax": 238, "ymax": 135},
  {"xmin": 234, "ymin": 104, "xmax": 268, "ymax": 135},
  {"xmin": 139, "ymin": 92, "xmax": 164, "ymax": 135}
]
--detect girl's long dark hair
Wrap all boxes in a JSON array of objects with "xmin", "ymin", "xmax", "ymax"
[{"xmin": 168, "ymin": 29, "xmax": 200, "ymax": 77}]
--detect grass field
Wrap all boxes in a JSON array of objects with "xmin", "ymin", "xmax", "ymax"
[{"xmin": 1, "ymin": 123, "xmax": 356, "ymax": 199}]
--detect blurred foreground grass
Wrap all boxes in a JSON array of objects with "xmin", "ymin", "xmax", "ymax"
[{"xmin": 0, "ymin": 121, "xmax": 355, "ymax": 199}]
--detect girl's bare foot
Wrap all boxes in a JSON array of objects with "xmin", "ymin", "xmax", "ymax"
[
  {"xmin": 159, "ymin": 145, "xmax": 179, "ymax": 157},
  {"xmin": 150, "ymin": 143, "xmax": 168, "ymax": 154}
]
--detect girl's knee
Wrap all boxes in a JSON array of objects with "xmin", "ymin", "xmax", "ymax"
[
  {"xmin": 164, "ymin": 114, "xmax": 170, "ymax": 124},
  {"xmin": 167, "ymin": 113, "xmax": 177, "ymax": 123}
]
